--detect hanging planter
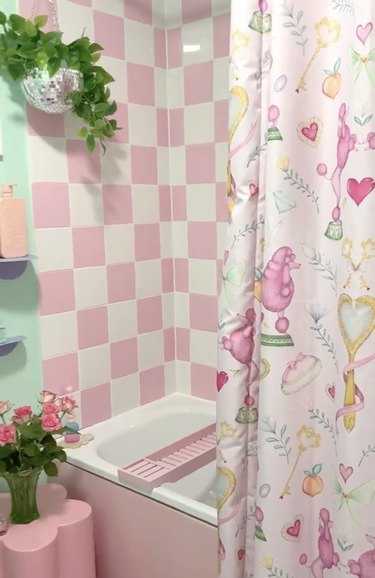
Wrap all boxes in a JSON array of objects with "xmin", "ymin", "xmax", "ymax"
[{"xmin": 0, "ymin": 0, "xmax": 119, "ymax": 151}]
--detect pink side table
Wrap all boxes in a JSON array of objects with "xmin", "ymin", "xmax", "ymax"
[{"xmin": 0, "ymin": 483, "xmax": 96, "ymax": 578}]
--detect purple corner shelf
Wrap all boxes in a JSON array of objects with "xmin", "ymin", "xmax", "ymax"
[
  {"xmin": 0, "ymin": 336, "xmax": 26, "ymax": 357},
  {"xmin": 0, "ymin": 255, "xmax": 37, "ymax": 280}
]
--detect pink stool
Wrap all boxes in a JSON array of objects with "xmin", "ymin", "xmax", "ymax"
[{"xmin": 0, "ymin": 484, "xmax": 96, "ymax": 578}]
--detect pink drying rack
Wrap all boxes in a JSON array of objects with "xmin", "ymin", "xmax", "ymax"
[{"xmin": 118, "ymin": 424, "xmax": 216, "ymax": 489}]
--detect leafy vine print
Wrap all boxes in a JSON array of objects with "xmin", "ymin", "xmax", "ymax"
[
  {"xmin": 331, "ymin": 0, "xmax": 354, "ymax": 14},
  {"xmin": 283, "ymin": 7, "xmax": 308, "ymax": 56},
  {"xmin": 302, "ymin": 244, "xmax": 338, "ymax": 294},
  {"xmin": 281, "ymin": 166, "xmax": 319, "ymax": 213},
  {"xmin": 262, "ymin": 417, "xmax": 292, "ymax": 464}
]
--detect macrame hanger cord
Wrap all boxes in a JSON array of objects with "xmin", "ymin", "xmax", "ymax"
[{"xmin": 31, "ymin": 0, "xmax": 60, "ymax": 32}]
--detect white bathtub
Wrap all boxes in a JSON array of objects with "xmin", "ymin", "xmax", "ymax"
[{"xmin": 65, "ymin": 393, "xmax": 217, "ymax": 526}]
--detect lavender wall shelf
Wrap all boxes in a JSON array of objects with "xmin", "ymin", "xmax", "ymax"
[
  {"xmin": 0, "ymin": 336, "xmax": 26, "ymax": 357},
  {"xmin": 0, "ymin": 255, "xmax": 37, "ymax": 280}
]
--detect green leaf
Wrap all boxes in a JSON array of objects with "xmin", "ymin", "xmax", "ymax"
[
  {"xmin": 255, "ymin": 525, "xmax": 267, "ymax": 542},
  {"xmin": 24, "ymin": 20, "xmax": 37, "ymax": 37},
  {"xmin": 34, "ymin": 15, "xmax": 48, "ymax": 28},
  {"xmin": 7, "ymin": 59, "xmax": 26, "ymax": 80},
  {"xmin": 9, "ymin": 14, "xmax": 26, "ymax": 32},
  {"xmin": 334, "ymin": 58, "xmax": 341, "ymax": 73},
  {"xmin": 35, "ymin": 51, "xmax": 49, "ymax": 69},
  {"xmin": 0, "ymin": 446, "xmax": 12, "ymax": 459},
  {"xmin": 94, "ymin": 102, "xmax": 110, "ymax": 114},
  {"xmin": 0, "ymin": 460, "xmax": 7, "ymax": 474},
  {"xmin": 47, "ymin": 57, "xmax": 60, "ymax": 77},
  {"xmin": 312, "ymin": 464, "xmax": 322, "ymax": 476},
  {"xmin": 24, "ymin": 444, "xmax": 41, "ymax": 457},
  {"xmin": 79, "ymin": 126, "xmax": 88, "ymax": 138},
  {"xmin": 30, "ymin": 453, "xmax": 50, "ymax": 467},
  {"xmin": 44, "ymin": 461, "xmax": 58, "ymax": 477},
  {"xmin": 304, "ymin": 470, "xmax": 312, "ymax": 476},
  {"xmin": 0, "ymin": 12, "xmax": 6, "ymax": 25},
  {"xmin": 89, "ymin": 42, "xmax": 103, "ymax": 53},
  {"xmin": 106, "ymin": 100, "xmax": 117, "ymax": 115},
  {"xmin": 86, "ymin": 134, "xmax": 96, "ymax": 153}
]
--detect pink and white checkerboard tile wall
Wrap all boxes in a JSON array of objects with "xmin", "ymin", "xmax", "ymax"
[{"xmin": 18, "ymin": 0, "xmax": 230, "ymax": 425}]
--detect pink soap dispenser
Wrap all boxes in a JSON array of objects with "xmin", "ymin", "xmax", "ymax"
[{"xmin": 0, "ymin": 184, "xmax": 28, "ymax": 258}]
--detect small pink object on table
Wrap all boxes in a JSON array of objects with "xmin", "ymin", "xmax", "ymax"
[{"xmin": 0, "ymin": 484, "xmax": 96, "ymax": 578}]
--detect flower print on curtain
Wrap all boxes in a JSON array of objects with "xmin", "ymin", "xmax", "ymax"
[{"xmin": 217, "ymin": 1, "xmax": 375, "ymax": 577}]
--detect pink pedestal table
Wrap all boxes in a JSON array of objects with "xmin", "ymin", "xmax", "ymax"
[{"xmin": 0, "ymin": 483, "xmax": 96, "ymax": 578}]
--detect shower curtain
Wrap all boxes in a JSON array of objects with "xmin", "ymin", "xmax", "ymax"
[{"xmin": 217, "ymin": 1, "xmax": 375, "ymax": 577}]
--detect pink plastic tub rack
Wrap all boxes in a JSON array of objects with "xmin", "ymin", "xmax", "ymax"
[{"xmin": 118, "ymin": 424, "xmax": 216, "ymax": 489}]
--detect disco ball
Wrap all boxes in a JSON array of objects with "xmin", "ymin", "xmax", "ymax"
[{"xmin": 21, "ymin": 67, "xmax": 83, "ymax": 114}]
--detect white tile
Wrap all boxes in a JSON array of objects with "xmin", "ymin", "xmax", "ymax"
[
  {"xmin": 186, "ymin": 184, "xmax": 216, "ymax": 221},
  {"xmin": 162, "ymin": 293, "xmax": 175, "ymax": 327},
  {"xmin": 174, "ymin": 293, "xmax": 189, "ymax": 327},
  {"xmin": 30, "ymin": 137, "xmax": 68, "ymax": 183},
  {"xmin": 155, "ymin": 68, "xmax": 168, "ymax": 108},
  {"xmin": 152, "ymin": 0, "xmax": 166, "ymax": 27},
  {"xmin": 41, "ymin": 312, "xmax": 78, "ymax": 358},
  {"xmin": 138, "ymin": 331, "xmax": 164, "ymax": 371},
  {"xmin": 108, "ymin": 301, "xmax": 137, "ymax": 342},
  {"xmin": 79, "ymin": 344, "xmax": 111, "ymax": 389},
  {"xmin": 175, "ymin": 360, "xmax": 191, "ymax": 394},
  {"xmin": 128, "ymin": 105, "xmax": 157, "ymax": 146},
  {"xmin": 184, "ymin": 104, "xmax": 214, "ymax": 144},
  {"xmin": 215, "ymin": 142, "xmax": 228, "ymax": 182},
  {"xmin": 189, "ymin": 259, "xmax": 217, "ymax": 295},
  {"xmin": 104, "ymin": 224, "xmax": 135, "ymax": 264},
  {"xmin": 124, "ymin": 20, "xmax": 154, "ymax": 66},
  {"xmin": 157, "ymin": 147, "xmax": 170, "ymax": 185},
  {"xmin": 172, "ymin": 222, "xmax": 188, "ymax": 258},
  {"xmin": 60, "ymin": 2, "xmax": 94, "ymax": 43},
  {"xmin": 65, "ymin": 110, "xmax": 84, "ymax": 139},
  {"xmin": 132, "ymin": 185, "xmax": 159, "ymax": 223},
  {"xmin": 135, "ymin": 260, "xmax": 162, "ymax": 298},
  {"xmin": 164, "ymin": 0, "xmax": 182, "ymax": 28},
  {"xmin": 160, "ymin": 222, "xmax": 173, "ymax": 258},
  {"xmin": 93, "ymin": 0, "xmax": 123, "ymax": 16},
  {"xmin": 167, "ymin": 68, "xmax": 184, "ymax": 108},
  {"xmin": 164, "ymin": 361, "xmax": 177, "ymax": 395},
  {"xmin": 69, "ymin": 184, "xmax": 103, "ymax": 227},
  {"xmin": 111, "ymin": 374, "xmax": 141, "ymax": 415},
  {"xmin": 169, "ymin": 147, "xmax": 186, "ymax": 185},
  {"xmin": 102, "ymin": 143, "xmax": 131, "ymax": 185},
  {"xmin": 35, "ymin": 228, "xmax": 73, "ymax": 272},
  {"xmin": 74, "ymin": 267, "xmax": 107, "ymax": 309},
  {"xmin": 214, "ymin": 57, "xmax": 230, "ymax": 101},
  {"xmin": 190, "ymin": 329, "xmax": 217, "ymax": 366},
  {"xmin": 212, "ymin": 0, "xmax": 231, "ymax": 16},
  {"xmin": 100, "ymin": 56, "xmax": 127, "ymax": 103},
  {"xmin": 182, "ymin": 19, "xmax": 213, "ymax": 65}
]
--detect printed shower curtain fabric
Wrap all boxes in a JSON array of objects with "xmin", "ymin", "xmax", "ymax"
[{"xmin": 217, "ymin": 1, "xmax": 375, "ymax": 577}]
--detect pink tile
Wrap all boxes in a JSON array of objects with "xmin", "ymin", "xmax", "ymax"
[
  {"xmin": 131, "ymin": 146, "xmax": 157, "ymax": 184},
  {"xmin": 213, "ymin": 13, "xmax": 231, "ymax": 58},
  {"xmin": 190, "ymin": 293, "xmax": 218, "ymax": 331},
  {"xmin": 32, "ymin": 183, "xmax": 70, "ymax": 228},
  {"xmin": 191, "ymin": 363, "xmax": 216, "ymax": 400},
  {"xmin": 112, "ymin": 103, "xmax": 129, "ymax": 144},
  {"xmin": 111, "ymin": 338, "xmax": 138, "ymax": 378},
  {"xmin": 163, "ymin": 328, "xmax": 175, "ymax": 362},
  {"xmin": 156, "ymin": 109, "xmax": 169, "ymax": 146},
  {"xmin": 27, "ymin": 105, "xmax": 65, "ymax": 137},
  {"xmin": 188, "ymin": 222, "xmax": 217, "ymax": 259},
  {"xmin": 167, "ymin": 28, "xmax": 182, "ymax": 68},
  {"xmin": 137, "ymin": 295, "xmax": 163, "ymax": 333},
  {"xmin": 161, "ymin": 258, "xmax": 174, "ymax": 293},
  {"xmin": 176, "ymin": 327, "xmax": 190, "ymax": 361},
  {"xmin": 172, "ymin": 186, "xmax": 187, "ymax": 221},
  {"xmin": 127, "ymin": 63, "xmax": 155, "ymax": 106},
  {"xmin": 174, "ymin": 258, "xmax": 189, "ymax": 292},
  {"xmin": 184, "ymin": 62, "xmax": 213, "ymax": 105},
  {"xmin": 103, "ymin": 185, "xmax": 133, "ymax": 224},
  {"xmin": 18, "ymin": 0, "xmax": 57, "ymax": 27},
  {"xmin": 94, "ymin": 11, "xmax": 125, "ymax": 59},
  {"xmin": 67, "ymin": 140, "xmax": 101, "ymax": 184},
  {"xmin": 214, "ymin": 100, "xmax": 228, "ymax": 142},
  {"xmin": 77, "ymin": 306, "xmax": 109, "ymax": 349},
  {"xmin": 154, "ymin": 28, "xmax": 166, "ymax": 68},
  {"xmin": 124, "ymin": 0, "xmax": 152, "ymax": 24},
  {"xmin": 134, "ymin": 223, "xmax": 160, "ymax": 260},
  {"xmin": 217, "ymin": 259, "xmax": 223, "ymax": 295},
  {"xmin": 107, "ymin": 263, "xmax": 136, "ymax": 303},
  {"xmin": 140, "ymin": 366, "xmax": 165, "ymax": 404},
  {"xmin": 159, "ymin": 186, "xmax": 171, "ymax": 222},
  {"xmin": 73, "ymin": 227, "xmax": 105, "ymax": 268},
  {"xmin": 186, "ymin": 143, "xmax": 215, "ymax": 184},
  {"xmin": 43, "ymin": 353, "xmax": 79, "ymax": 395},
  {"xmin": 169, "ymin": 108, "xmax": 184, "ymax": 146},
  {"xmin": 216, "ymin": 182, "xmax": 227, "ymax": 222},
  {"xmin": 39, "ymin": 270, "xmax": 75, "ymax": 315},
  {"xmin": 81, "ymin": 383, "xmax": 111, "ymax": 428},
  {"xmin": 182, "ymin": 0, "xmax": 211, "ymax": 23}
]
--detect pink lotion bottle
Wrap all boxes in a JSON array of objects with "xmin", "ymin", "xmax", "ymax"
[{"xmin": 0, "ymin": 184, "xmax": 28, "ymax": 258}]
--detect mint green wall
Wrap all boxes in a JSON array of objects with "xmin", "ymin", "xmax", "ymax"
[{"xmin": 0, "ymin": 0, "xmax": 43, "ymax": 410}]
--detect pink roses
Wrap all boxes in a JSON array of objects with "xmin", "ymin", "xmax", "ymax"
[
  {"xmin": 0, "ymin": 424, "xmax": 16, "ymax": 446},
  {"xmin": 0, "ymin": 401, "xmax": 10, "ymax": 416},
  {"xmin": 41, "ymin": 414, "xmax": 62, "ymax": 432},
  {"xmin": 12, "ymin": 405, "xmax": 32, "ymax": 424}
]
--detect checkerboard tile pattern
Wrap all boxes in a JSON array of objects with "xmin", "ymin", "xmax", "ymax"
[{"xmin": 21, "ymin": 0, "xmax": 230, "ymax": 424}]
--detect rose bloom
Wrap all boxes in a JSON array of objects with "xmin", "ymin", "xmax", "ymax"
[
  {"xmin": 0, "ymin": 424, "xmax": 16, "ymax": 446},
  {"xmin": 42, "ymin": 402, "xmax": 60, "ymax": 415},
  {"xmin": 12, "ymin": 406, "xmax": 33, "ymax": 424},
  {"xmin": 59, "ymin": 396, "xmax": 77, "ymax": 413},
  {"xmin": 41, "ymin": 414, "xmax": 62, "ymax": 432},
  {"xmin": 0, "ymin": 401, "xmax": 11, "ymax": 416},
  {"xmin": 39, "ymin": 390, "xmax": 56, "ymax": 404}
]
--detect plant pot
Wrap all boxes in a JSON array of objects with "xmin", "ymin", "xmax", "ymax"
[
  {"xmin": 21, "ymin": 67, "xmax": 83, "ymax": 114},
  {"xmin": 3, "ymin": 468, "xmax": 42, "ymax": 524}
]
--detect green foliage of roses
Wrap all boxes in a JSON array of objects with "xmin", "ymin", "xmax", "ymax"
[
  {"xmin": 0, "ymin": 416, "xmax": 67, "ymax": 477},
  {"xmin": 0, "ymin": 12, "xmax": 118, "ymax": 151}
]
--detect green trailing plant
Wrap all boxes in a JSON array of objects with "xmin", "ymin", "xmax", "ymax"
[{"xmin": 0, "ymin": 12, "xmax": 118, "ymax": 151}]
